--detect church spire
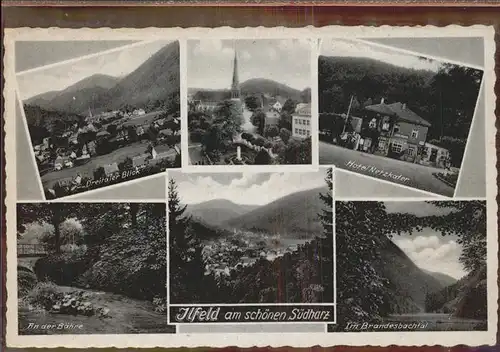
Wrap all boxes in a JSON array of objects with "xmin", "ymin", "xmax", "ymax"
[{"xmin": 231, "ymin": 50, "xmax": 240, "ymax": 100}]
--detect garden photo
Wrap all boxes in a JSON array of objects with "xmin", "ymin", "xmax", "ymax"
[{"xmin": 17, "ymin": 202, "xmax": 172, "ymax": 335}]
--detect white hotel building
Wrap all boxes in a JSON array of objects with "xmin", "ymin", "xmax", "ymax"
[{"xmin": 292, "ymin": 103, "xmax": 312, "ymax": 139}]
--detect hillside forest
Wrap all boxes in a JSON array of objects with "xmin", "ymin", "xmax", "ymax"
[
  {"xmin": 17, "ymin": 203, "xmax": 171, "ymax": 334},
  {"xmin": 332, "ymin": 200, "xmax": 487, "ymax": 331},
  {"xmin": 319, "ymin": 56, "xmax": 483, "ymax": 167},
  {"xmin": 23, "ymin": 41, "xmax": 180, "ymax": 146},
  {"xmin": 168, "ymin": 169, "xmax": 334, "ymax": 304}
]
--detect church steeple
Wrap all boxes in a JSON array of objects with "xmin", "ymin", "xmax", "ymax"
[{"xmin": 231, "ymin": 50, "xmax": 240, "ymax": 100}]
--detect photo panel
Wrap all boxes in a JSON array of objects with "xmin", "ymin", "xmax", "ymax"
[
  {"xmin": 16, "ymin": 40, "xmax": 181, "ymax": 200},
  {"xmin": 186, "ymin": 38, "xmax": 314, "ymax": 169},
  {"xmin": 16, "ymin": 202, "xmax": 174, "ymax": 335},
  {"xmin": 167, "ymin": 167, "xmax": 335, "ymax": 324},
  {"xmin": 318, "ymin": 38, "xmax": 484, "ymax": 197},
  {"xmin": 331, "ymin": 200, "xmax": 487, "ymax": 333}
]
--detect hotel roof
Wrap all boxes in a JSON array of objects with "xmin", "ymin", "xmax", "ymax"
[{"xmin": 365, "ymin": 101, "xmax": 431, "ymax": 127}]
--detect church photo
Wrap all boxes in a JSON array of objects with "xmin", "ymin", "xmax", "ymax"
[{"xmin": 187, "ymin": 39, "xmax": 313, "ymax": 166}]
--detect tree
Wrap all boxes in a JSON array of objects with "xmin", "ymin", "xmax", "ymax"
[
  {"xmin": 202, "ymin": 123, "xmax": 227, "ymax": 158},
  {"xmin": 244, "ymin": 95, "xmax": 260, "ymax": 112},
  {"xmin": 118, "ymin": 157, "xmax": 133, "ymax": 172},
  {"xmin": 254, "ymin": 149, "xmax": 272, "ymax": 165},
  {"xmin": 127, "ymin": 125, "xmax": 138, "ymax": 142},
  {"xmin": 17, "ymin": 203, "xmax": 77, "ymax": 253},
  {"xmin": 93, "ymin": 166, "xmax": 106, "ymax": 180},
  {"xmin": 279, "ymin": 137, "xmax": 312, "ymax": 164},
  {"xmin": 251, "ymin": 109, "xmax": 266, "ymax": 136},
  {"xmin": 279, "ymin": 128, "xmax": 292, "ymax": 144},
  {"xmin": 317, "ymin": 168, "xmax": 334, "ymax": 302},
  {"xmin": 106, "ymin": 124, "xmax": 117, "ymax": 135},
  {"xmin": 278, "ymin": 112, "xmax": 292, "ymax": 131},
  {"xmin": 333, "ymin": 201, "xmax": 395, "ymax": 327},
  {"xmin": 264, "ymin": 125, "xmax": 279, "ymax": 138},
  {"xmin": 282, "ymin": 99, "xmax": 298, "ymax": 114},
  {"xmin": 169, "ymin": 179, "xmax": 208, "ymax": 303}
]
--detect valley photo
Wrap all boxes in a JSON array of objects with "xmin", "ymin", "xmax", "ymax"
[
  {"xmin": 332, "ymin": 200, "xmax": 487, "ymax": 332},
  {"xmin": 17, "ymin": 40, "xmax": 181, "ymax": 199},
  {"xmin": 17, "ymin": 202, "xmax": 173, "ymax": 335},
  {"xmin": 187, "ymin": 39, "xmax": 313, "ymax": 166},
  {"xmin": 168, "ymin": 168, "xmax": 334, "ymax": 305},
  {"xmin": 318, "ymin": 39, "xmax": 483, "ymax": 197}
]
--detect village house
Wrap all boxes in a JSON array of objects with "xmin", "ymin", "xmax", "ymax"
[
  {"xmin": 151, "ymin": 144, "xmax": 173, "ymax": 160},
  {"xmin": 269, "ymin": 97, "xmax": 287, "ymax": 112},
  {"xmin": 132, "ymin": 108, "xmax": 146, "ymax": 116},
  {"xmin": 421, "ymin": 142, "xmax": 451, "ymax": 168},
  {"xmin": 292, "ymin": 103, "xmax": 312, "ymax": 139},
  {"xmin": 103, "ymin": 162, "xmax": 119, "ymax": 176},
  {"xmin": 191, "ymin": 100, "xmax": 219, "ymax": 112}
]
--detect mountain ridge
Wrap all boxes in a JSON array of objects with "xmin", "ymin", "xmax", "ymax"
[
  {"xmin": 24, "ymin": 41, "xmax": 179, "ymax": 116},
  {"xmin": 185, "ymin": 199, "xmax": 258, "ymax": 227},
  {"xmin": 223, "ymin": 186, "xmax": 328, "ymax": 237}
]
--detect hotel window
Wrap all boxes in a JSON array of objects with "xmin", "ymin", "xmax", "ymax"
[
  {"xmin": 393, "ymin": 124, "xmax": 400, "ymax": 134},
  {"xmin": 295, "ymin": 128, "xmax": 299, "ymax": 134},
  {"xmin": 306, "ymin": 120, "xmax": 310, "ymax": 126},
  {"xmin": 391, "ymin": 141, "xmax": 403, "ymax": 153},
  {"xmin": 407, "ymin": 147, "xmax": 415, "ymax": 157},
  {"xmin": 306, "ymin": 130, "xmax": 310, "ymax": 137},
  {"xmin": 411, "ymin": 129, "xmax": 419, "ymax": 139}
]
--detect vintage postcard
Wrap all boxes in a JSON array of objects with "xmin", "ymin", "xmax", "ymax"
[
  {"xmin": 185, "ymin": 38, "xmax": 317, "ymax": 171},
  {"xmin": 168, "ymin": 168, "xmax": 334, "ymax": 324},
  {"xmin": 15, "ymin": 40, "xmax": 181, "ymax": 200},
  {"xmin": 3, "ymin": 26, "xmax": 497, "ymax": 348},
  {"xmin": 318, "ymin": 38, "xmax": 483, "ymax": 197}
]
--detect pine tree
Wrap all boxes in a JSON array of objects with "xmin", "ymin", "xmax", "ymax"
[
  {"xmin": 318, "ymin": 168, "xmax": 334, "ymax": 302},
  {"xmin": 168, "ymin": 178, "xmax": 208, "ymax": 303}
]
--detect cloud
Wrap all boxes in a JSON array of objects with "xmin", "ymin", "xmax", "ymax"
[
  {"xmin": 173, "ymin": 171, "xmax": 327, "ymax": 206},
  {"xmin": 393, "ymin": 234, "xmax": 465, "ymax": 279},
  {"xmin": 193, "ymin": 39, "xmax": 233, "ymax": 59},
  {"xmin": 321, "ymin": 38, "xmax": 442, "ymax": 72}
]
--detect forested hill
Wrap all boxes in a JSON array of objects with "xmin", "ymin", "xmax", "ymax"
[
  {"xmin": 318, "ymin": 55, "xmax": 483, "ymax": 141},
  {"xmin": 425, "ymin": 264, "xmax": 487, "ymax": 320},
  {"xmin": 375, "ymin": 236, "xmax": 446, "ymax": 313},
  {"xmin": 24, "ymin": 41, "xmax": 180, "ymax": 116},
  {"xmin": 223, "ymin": 186, "xmax": 328, "ymax": 238}
]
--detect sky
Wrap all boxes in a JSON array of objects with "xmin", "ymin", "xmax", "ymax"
[
  {"xmin": 385, "ymin": 201, "xmax": 466, "ymax": 280},
  {"xmin": 170, "ymin": 169, "xmax": 328, "ymax": 206},
  {"xmin": 17, "ymin": 40, "xmax": 174, "ymax": 100},
  {"xmin": 188, "ymin": 39, "xmax": 312, "ymax": 91},
  {"xmin": 321, "ymin": 38, "xmax": 443, "ymax": 72}
]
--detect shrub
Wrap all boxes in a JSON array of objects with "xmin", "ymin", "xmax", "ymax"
[
  {"xmin": 241, "ymin": 132, "xmax": 255, "ymax": 142},
  {"xmin": 25, "ymin": 282, "xmax": 65, "ymax": 310},
  {"xmin": 78, "ymin": 224, "xmax": 167, "ymax": 301},
  {"xmin": 18, "ymin": 267, "xmax": 38, "ymax": 297},
  {"xmin": 279, "ymin": 128, "xmax": 292, "ymax": 144},
  {"xmin": 264, "ymin": 125, "xmax": 279, "ymax": 138},
  {"xmin": 34, "ymin": 250, "xmax": 92, "ymax": 285},
  {"xmin": 252, "ymin": 137, "xmax": 266, "ymax": 147},
  {"xmin": 190, "ymin": 128, "xmax": 206, "ymax": 143}
]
